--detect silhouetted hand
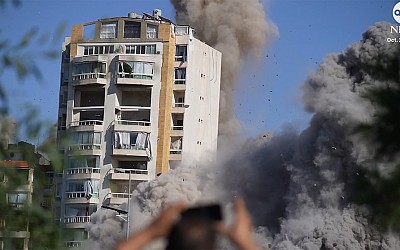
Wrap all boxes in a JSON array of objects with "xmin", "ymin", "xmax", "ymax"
[
  {"xmin": 116, "ymin": 202, "xmax": 187, "ymax": 250},
  {"xmin": 216, "ymin": 197, "xmax": 259, "ymax": 250}
]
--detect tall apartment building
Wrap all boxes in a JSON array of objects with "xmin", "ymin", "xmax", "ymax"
[{"xmin": 56, "ymin": 10, "xmax": 221, "ymax": 247}]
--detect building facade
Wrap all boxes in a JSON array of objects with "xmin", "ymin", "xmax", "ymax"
[
  {"xmin": 56, "ymin": 10, "xmax": 221, "ymax": 247},
  {"xmin": 0, "ymin": 142, "xmax": 57, "ymax": 250}
]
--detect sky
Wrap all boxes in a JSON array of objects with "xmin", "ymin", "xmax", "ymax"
[{"xmin": 0, "ymin": 0, "xmax": 395, "ymax": 143}]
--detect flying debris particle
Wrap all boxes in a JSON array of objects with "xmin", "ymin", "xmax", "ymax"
[
  {"xmin": 331, "ymin": 146, "xmax": 337, "ymax": 150},
  {"xmin": 341, "ymin": 196, "xmax": 345, "ymax": 200},
  {"xmin": 270, "ymin": 90, "xmax": 272, "ymax": 92},
  {"xmin": 268, "ymin": 99, "xmax": 271, "ymax": 101}
]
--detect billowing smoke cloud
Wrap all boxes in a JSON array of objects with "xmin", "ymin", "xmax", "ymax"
[
  {"xmin": 170, "ymin": 0, "xmax": 278, "ymax": 141},
  {"xmin": 85, "ymin": 12, "xmax": 400, "ymax": 250}
]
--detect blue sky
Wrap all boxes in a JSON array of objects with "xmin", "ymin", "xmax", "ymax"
[{"xmin": 1, "ymin": 0, "xmax": 395, "ymax": 143}]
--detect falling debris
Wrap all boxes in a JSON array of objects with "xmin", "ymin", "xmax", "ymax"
[{"xmin": 171, "ymin": 0, "xmax": 278, "ymax": 141}]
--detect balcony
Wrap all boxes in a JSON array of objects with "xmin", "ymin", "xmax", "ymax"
[
  {"xmin": 116, "ymin": 59, "xmax": 155, "ymax": 86},
  {"xmin": 105, "ymin": 192, "xmax": 132, "ymax": 205},
  {"xmin": 112, "ymin": 144, "xmax": 149, "ymax": 157},
  {"xmin": 72, "ymin": 73, "xmax": 107, "ymax": 86},
  {"xmin": 169, "ymin": 149, "xmax": 182, "ymax": 161},
  {"xmin": 172, "ymin": 103, "xmax": 186, "ymax": 113},
  {"xmin": 69, "ymin": 120, "xmax": 103, "ymax": 132},
  {"xmin": 112, "ymin": 131, "xmax": 151, "ymax": 157},
  {"xmin": 65, "ymin": 191, "xmax": 99, "ymax": 204},
  {"xmin": 108, "ymin": 168, "xmax": 150, "ymax": 181},
  {"xmin": 64, "ymin": 216, "xmax": 91, "ymax": 224},
  {"xmin": 114, "ymin": 119, "xmax": 151, "ymax": 133},
  {"xmin": 70, "ymin": 120, "xmax": 103, "ymax": 126},
  {"xmin": 171, "ymin": 125, "xmax": 184, "ymax": 136},
  {"xmin": 68, "ymin": 144, "xmax": 101, "ymax": 152},
  {"xmin": 64, "ymin": 241, "xmax": 83, "ymax": 248},
  {"xmin": 173, "ymin": 79, "xmax": 186, "ymax": 91},
  {"xmin": 66, "ymin": 168, "xmax": 101, "ymax": 180}
]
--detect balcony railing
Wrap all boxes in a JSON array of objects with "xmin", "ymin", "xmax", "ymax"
[
  {"xmin": 171, "ymin": 126, "xmax": 183, "ymax": 131},
  {"xmin": 175, "ymin": 55, "xmax": 187, "ymax": 62},
  {"xmin": 110, "ymin": 192, "xmax": 132, "ymax": 199},
  {"xmin": 70, "ymin": 120, "xmax": 103, "ymax": 127},
  {"xmin": 66, "ymin": 191, "xmax": 98, "ymax": 199},
  {"xmin": 113, "ymin": 144, "xmax": 145, "ymax": 150},
  {"xmin": 64, "ymin": 241, "xmax": 83, "ymax": 248},
  {"xmin": 66, "ymin": 168, "xmax": 101, "ymax": 175},
  {"xmin": 174, "ymin": 103, "xmax": 185, "ymax": 108},
  {"xmin": 69, "ymin": 144, "xmax": 101, "ymax": 151},
  {"xmin": 72, "ymin": 72, "xmax": 106, "ymax": 81},
  {"xmin": 64, "ymin": 216, "xmax": 91, "ymax": 224},
  {"xmin": 170, "ymin": 149, "xmax": 182, "ymax": 154},
  {"xmin": 113, "ymin": 168, "xmax": 148, "ymax": 175},
  {"xmin": 118, "ymin": 72, "xmax": 153, "ymax": 80},
  {"xmin": 174, "ymin": 79, "xmax": 186, "ymax": 85},
  {"xmin": 115, "ymin": 120, "xmax": 151, "ymax": 126}
]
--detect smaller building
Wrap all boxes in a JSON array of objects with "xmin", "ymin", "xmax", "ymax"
[
  {"xmin": 0, "ymin": 142, "xmax": 58, "ymax": 250},
  {"xmin": 0, "ymin": 160, "xmax": 33, "ymax": 250}
]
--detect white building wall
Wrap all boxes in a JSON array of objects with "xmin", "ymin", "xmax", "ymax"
[{"xmin": 175, "ymin": 36, "xmax": 221, "ymax": 165}]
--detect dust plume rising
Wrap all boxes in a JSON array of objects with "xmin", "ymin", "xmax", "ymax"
[{"xmin": 170, "ymin": 0, "xmax": 278, "ymax": 140}]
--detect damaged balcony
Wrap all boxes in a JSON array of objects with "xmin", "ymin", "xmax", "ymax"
[
  {"xmin": 104, "ymin": 180, "xmax": 143, "ymax": 205},
  {"xmin": 65, "ymin": 180, "xmax": 99, "ymax": 204},
  {"xmin": 72, "ymin": 60, "xmax": 107, "ymax": 86},
  {"xmin": 112, "ymin": 131, "xmax": 152, "ymax": 158},
  {"xmin": 116, "ymin": 60, "xmax": 156, "ymax": 86},
  {"xmin": 169, "ymin": 136, "xmax": 183, "ymax": 161}
]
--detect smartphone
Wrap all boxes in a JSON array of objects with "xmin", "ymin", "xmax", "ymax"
[{"xmin": 181, "ymin": 204, "xmax": 222, "ymax": 221}]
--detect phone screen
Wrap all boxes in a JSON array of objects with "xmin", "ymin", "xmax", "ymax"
[{"xmin": 181, "ymin": 204, "xmax": 222, "ymax": 221}]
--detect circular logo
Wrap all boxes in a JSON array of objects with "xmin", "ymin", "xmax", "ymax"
[{"xmin": 393, "ymin": 2, "xmax": 400, "ymax": 23}]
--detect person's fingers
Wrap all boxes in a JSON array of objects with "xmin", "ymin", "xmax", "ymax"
[
  {"xmin": 214, "ymin": 221, "xmax": 232, "ymax": 237},
  {"xmin": 234, "ymin": 197, "xmax": 247, "ymax": 217}
]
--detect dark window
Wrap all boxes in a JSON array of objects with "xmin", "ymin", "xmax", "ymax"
[{"xmin": 124, "ymin": 21, "xmax": 141, "ymax": 38}]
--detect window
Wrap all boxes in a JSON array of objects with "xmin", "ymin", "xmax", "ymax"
[
  {"xmin": 100, "ymin": 22, "xmax": 117, "ymax": 39},
  {"xmin": 174, "ymin": 68, "xmax": 186, "ymax": 84},
  {"xmin": 175, "ymin": 45, "xmax": 187, "ymax": 61},
  {"xmin": 118, "ymin": 61, "xmax": 154, "ymax": 79},
  {"xmin": 114, "ymin": 131, "xmax": 149, "ymax": 150},
  {"xmin": 83, "ymin": 45, "xmax": 114, "ymax": 55},
  {"xmin": 7, "ymin": 192, "xmax": 28, "ymax": 208},
  {"xmin": 72, "ymin": 62, "xmax": 106, "ymax": 80},
  {"xmin": 68, "ymin": 156, "xmax": 100, "ymax": 169},
  {"xmin": 118, "ymin": 161, "xmax": 147, "ymax": 170},
  {"xmin": 124, "ymin": 21, "xmax": 141, "ymax": 38},
  {"xmin": 71, "ymin": 132, "xmax": 101, "ymax": 150},
  {"xmin": 146, "ymin": 24, "xmax": 158, "ymax": 39},
  {"xmin": 66, "ymin": 180, "xmax": 99, "ymax": 198},
  {"xmin": 125, "ymin": 44, "xmax": 156, "ymax": 54}
]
